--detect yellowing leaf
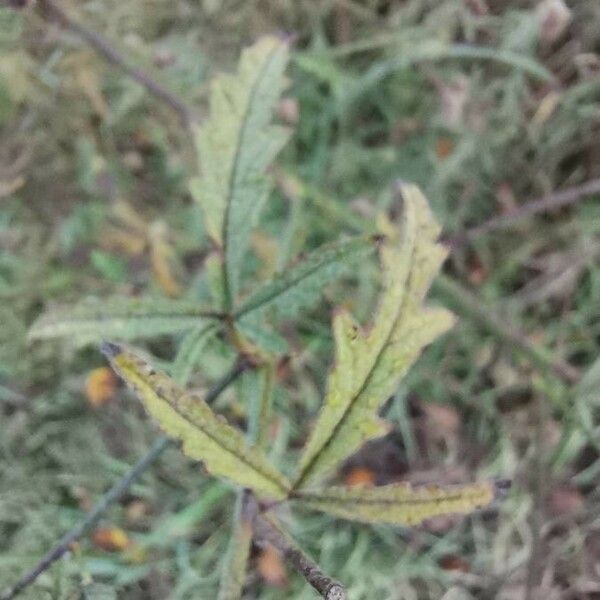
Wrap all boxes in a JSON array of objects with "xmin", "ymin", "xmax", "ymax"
[
  {"xmin": 101, "ymin": 342, "xmax": 290, "ymax": 499},
  {"xmin": 189, "ymin": 35, "xmax": 290, "ymax": 308},
  {"xmin": 293, "ymin": 480, "xmax": 499, "ymax": 526},
  {"xmin": 295, "ymin": 184, "xmax": 455, "ymax": 488}
]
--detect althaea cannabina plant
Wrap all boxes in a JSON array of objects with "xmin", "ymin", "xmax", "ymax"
[{"xmin": 30, "ymin": 36, "xmax": 508, "ymax": 600}]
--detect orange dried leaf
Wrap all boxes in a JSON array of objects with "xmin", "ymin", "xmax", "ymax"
[
  {"xmin": 258, "ymin": 545, "xmax": 288, "ymax": 588},
  {"xmin": 344, "ymin": 467, "xmax": 376, "ymax": 488},
  {"xmin": 439, "ymin": 554, "xmax": 471, "ymax": 572},
  {"xmin": 85, "ymin": 367, "xmax": 118, "ymax": 407},
  {"xmin": 93, "ymin": 527, "xmax": 131, "ymax": 552},
  {"xmin": 435, "ymin": 137, "xmax": 455, "ymax": 159}
]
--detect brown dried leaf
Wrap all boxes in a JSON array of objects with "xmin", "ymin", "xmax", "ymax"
[{"xmin": 258, "ymin": 545, "xmax": 288, "ymax": 588}]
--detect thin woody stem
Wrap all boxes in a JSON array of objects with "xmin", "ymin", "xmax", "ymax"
[
  {"xmin": 0, "ymin": 356, "xmax": 251, "ymax": 600},
  {"xmin": 448, "ymin": 177, "xmax": 600, "ymax": 248},
  {"xmin": 433, "ymin": 273, "xmax": 580, "ymax": 384},
  {"xmin": 0, "ymin": 436, "xmax": 170, "ymax": 600},
  {"xmin": 253, "ymin": 511, "xmax": 347, "ymax": 600},
  {"xmin": 36, "ymin": 0, "xmax": 196, "ymax": 125}
]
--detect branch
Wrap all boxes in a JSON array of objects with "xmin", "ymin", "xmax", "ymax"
[
  {"xmin": 449, "ymin": 178, "xmax": 600, "ymax": 248},
  {"xmin": 253, "ymin": 512, "xmax": 347, "ymax": 600},
  {"xmin": 35, "ymin": 0, "xmax": 196, "ymax": 126},
  {"xmin": 0, "ymin": 356, "xmax": 251, "ymax": 600},
  {"xmin": 433, "ymin": 274, "xmax": 580, "ymax": 383}
]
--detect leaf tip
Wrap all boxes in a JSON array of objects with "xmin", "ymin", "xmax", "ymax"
[{"xmin": 100, "ymin": 341, "xmax": 122, "ymax": 360}]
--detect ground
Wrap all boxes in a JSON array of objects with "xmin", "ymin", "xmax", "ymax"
[{"xmin": 1, "ymin": 1, "xmax": 599, "ymax": 599}]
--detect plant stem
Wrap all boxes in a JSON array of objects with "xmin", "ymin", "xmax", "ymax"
[
  {"xmin": 0, "ymin": 357, "xmax": 251, "ymax": 600},
  {"xmin": 451, "ymin": 177, "xmax": 600, "ymax": 247},
  {"xmin": 253, "ymin": 513, "xmax": 347, "ymax": 600},
  {"xmin": 0, "ymin": 437, "xmax": 169, "ymax": 600},
  {"xmin": 35, "ymin": 0, "xmax": 196, "ymax": 125},
  {"xmin": 433, "ymin": 273, "xmax": 580, "ymax": 384}
]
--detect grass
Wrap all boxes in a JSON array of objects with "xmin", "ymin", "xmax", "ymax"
[{"xmin": 1, "ymin": 0, "xmax": 600, "ymax": 598}]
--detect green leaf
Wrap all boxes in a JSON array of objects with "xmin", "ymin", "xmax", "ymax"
[
  {"xmin": 294, "ymin": 184, "xmax": 455, "ymax": 488},
  {"xmin": 101, "ymin": 342, "xmax": 290, "ymax": 499},
  {"xmin": 244, "ymin": 365, "xmax": 275, "ymax": 451},
  {"xmin": 218, "ymin": 490, "xmax": 254, "ymax": 600},
  {"xmin": 29, "ymin": 296, "xmax": 217, "ymax": 346},
  {"xmin": 293, "ymin": 480, "xmax": 501, "ymax": 526},
  {"xmin": 90, "ymin": 250, "xmax": 128, "ymax": 283},
  {"xmin": 171, "ymin": 322, "xmax": 219, "ymax": 386},
  {"xmin": 190, "ymin": 35, "xmax": 290, "ymax": 309},
  {"xmin": 234, "ymin": 315, "xmax": 290, "ymax": 355},
  {"xmin": 234, "ymin": 235, "xmax": 377, "ymax": 320}
]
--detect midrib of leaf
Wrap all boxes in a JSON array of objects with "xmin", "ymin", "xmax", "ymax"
[
  {"xmin": 121, "ymin": 355, "xmax": 289, "ymax": 496},
  {"xmin": 221, "ymin": 44, "xmax": 283, "ymax": 312},
  {"xmin": 233, "ymin": 236, "xmax": 373, "ymax": 319},
  {"xmin": 233, "ymin": 260, "xmax": 326, "ymax": 319},
  {"xmin": 45, "ymin": 310, "xmax": 212, "ymax": 322},
  {"xmin": 294, "ymin": 489, "xmax": 485, "ymax": 506},
  {"xmin": 29, "ymin": 300, "xmax": 222, "ymax": 342},
  {"xmin": 294, "ymin": 237, "xmax": 419, "ymax": 489},
  {"xmin": 163, "ymin": 388, "xmax": 287, "ymax": 495}
]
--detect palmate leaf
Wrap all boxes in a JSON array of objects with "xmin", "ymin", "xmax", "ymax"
[
  {"xmin": 293, "ymin": 480, "xmax": 502, "ymax": 526},
  {"xmin": 190, "ymin": 35, "xmax": 290, "ymax": 309},
  {"xmin": 101, "ymin": 342, "xmax": 290, "ymax": 499},
  {"xmin": 29, "ymin": 296, "xmax": 216, "ymax": 346},
  {"xmin": 295, "ymin": 184, "xmax": 455, "ymax": 489}
]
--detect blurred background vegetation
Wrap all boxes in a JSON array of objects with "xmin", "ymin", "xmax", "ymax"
[{"xmin": 1, "ymin": 0, "xmax": 599, "ymax": 598}]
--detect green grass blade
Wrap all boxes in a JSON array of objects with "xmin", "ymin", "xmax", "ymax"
[{"xmin": 217, "ymin": 490, "xmax": 254, "ymax": 600}]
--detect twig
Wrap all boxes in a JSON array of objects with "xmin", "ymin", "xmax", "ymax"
[
  {"xmin": 433, "ymin": 274, "xmax": 580, "ymax": 384},
  {"xmin": 253, "ymin": 512, "xmax": 347, "ymax": 600},
  {"xmin": 0, "ymin": 356, "xmax": 251, "ymax": 600},
  {"xmin": 35, "ymin": 0, "xmax": 196, "ymax": 126},
  {"xmin": 449, "ymin": 178, "xmax": 600, "ymax": 248},
  {"xmin": 0, "ymin": 436, "xmax": 170, "ymax": 600}
]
